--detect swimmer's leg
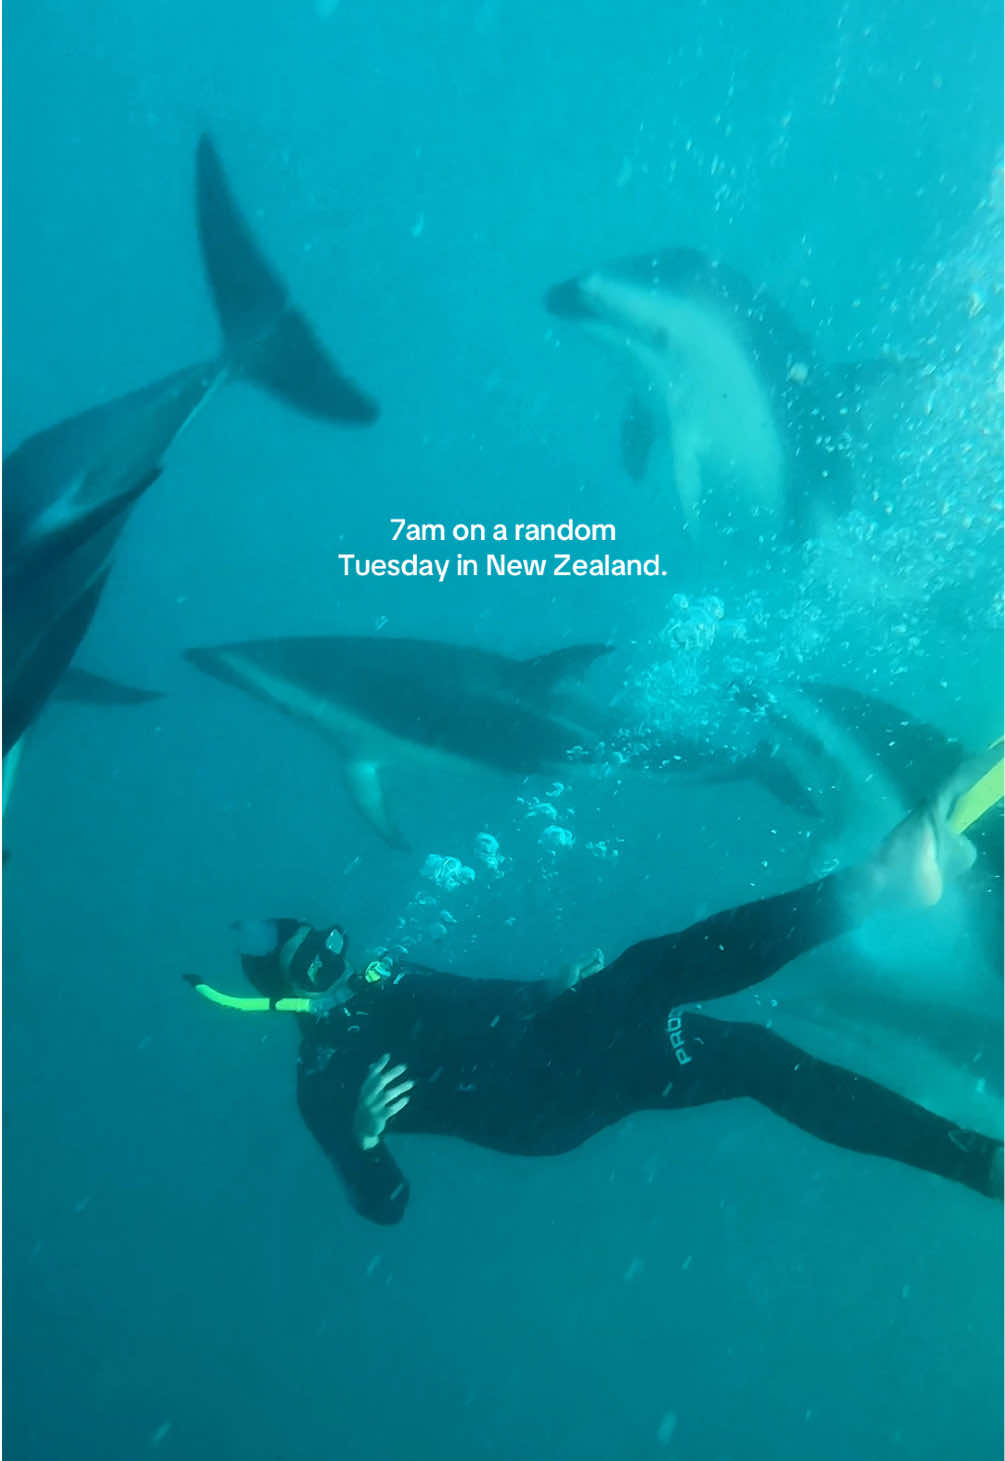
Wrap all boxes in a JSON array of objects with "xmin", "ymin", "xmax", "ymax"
[{"xmin": 668, "ymin": 1012, "xmax": 1002, "ymax": 1200}]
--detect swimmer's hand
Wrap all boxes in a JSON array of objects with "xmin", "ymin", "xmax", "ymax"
[
  {"xmin": 354, "ymin": 1055, "xmax": 414, "ymax": 1151},
  {"xmin": 551, "ymin": 948, "xmax": 605, "ymax": 997}
]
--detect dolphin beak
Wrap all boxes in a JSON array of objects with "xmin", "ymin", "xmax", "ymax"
[
  {"xmin": 182, "ymin": 647, "xmax": 216, "ymax": 673},
  {"xmin": 544, "ymin": 277, "xmax": 596, "ymax": 321}
]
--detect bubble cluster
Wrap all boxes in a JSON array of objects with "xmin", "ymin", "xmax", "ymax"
[
  {"xmin": 539, "ymin": 824, "xmax": 575, "ymax": 853},
  {"xmin": 473, "ymin": 831, "xmax": 505, "ymax": 876},
  {"xmin": 660, "ymin": 593, "xmax": 727, "ymax": 653},
  {"xmin": 420, "ymin": 853, "xmax": 476, "ymax": 892}
]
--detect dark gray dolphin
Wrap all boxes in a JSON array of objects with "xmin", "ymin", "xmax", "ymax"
[
  {"xmin": 545, "ymin": 248, "xmax": 885, "ymax": 543},
  {"xmin": 183, "ymin": 634, "xmax": 828, "ymax": 847},
  {"xmin": 3, "ymin": 135, "xmax": 379, "ymax": 756}
]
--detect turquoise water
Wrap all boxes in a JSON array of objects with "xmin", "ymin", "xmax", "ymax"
[{"xmin": 3, "ymin": 1, "xmax": 1003, "ymax": 1457}]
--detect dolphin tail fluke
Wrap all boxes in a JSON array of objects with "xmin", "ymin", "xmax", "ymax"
[
  {"xmin": 195, "ymin": 134, "xmax": 380, "ymax": 426},
  {"xmin": 342, "ymin": 758, "xmax": 408, "ymax": 850}
]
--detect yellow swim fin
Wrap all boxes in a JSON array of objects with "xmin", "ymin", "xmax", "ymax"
[{"xmin": 948, "ymin": 737, "xmax": 1004, "ymax": 834}]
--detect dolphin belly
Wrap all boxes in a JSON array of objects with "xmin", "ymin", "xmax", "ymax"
[
  {"xmin": 590, "ymin": 284, "xmax": 788, "ymax": 533},
  {"xmin": 546, "ymin": 248, "xmax": 857, "ymax": 543}
]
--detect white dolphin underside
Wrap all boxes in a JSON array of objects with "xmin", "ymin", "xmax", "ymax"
[{"xmin": 578, "ymin": 273, "xmax": 789, "ymax": 532}]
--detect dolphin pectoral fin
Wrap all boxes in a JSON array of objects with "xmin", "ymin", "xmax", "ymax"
[
  {"xmin": 696, "ymin": 743, "xmax": 823, "ymax": 820},
  {"xmin": 3, "ymin": 568, "xmax": 113, "ymax": 755},
  {"xmin": 196, "ymin": 135, "xmax": 380, "ymax": 426},
  {"xmin": 53, "ymin": 668, "xmax": 165, "ymax": 705},
  {"xmin": 14, "ymin": 469, "xmax": 162, "ymax": 581},
  {"xmin": 738, "ymin": 742, "xmax": 824, "ymax": 820},
  {"xmin": 670, "ymin": 428, "xmax": 705, "ymax": 532},
  {"xmin": 518, "ymin": 643, "xmax": 614, "ymax": 695},
  {"xmin": 621, "ymin": 393, "xmax": 662, "ymax": 480},
  {"xmin": 342, "ymin": 758, "xmax": 408, "ymax": 849}
]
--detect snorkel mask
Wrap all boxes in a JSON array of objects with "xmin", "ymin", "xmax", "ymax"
[{"xmin": 280, "ymin": 923, "xmax": 349, "ymax": 994}]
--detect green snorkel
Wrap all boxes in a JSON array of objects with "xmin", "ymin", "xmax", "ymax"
[
  {"xmin": 184, "ymin": 954, "xmax": 395, "ymax": 1014},
  {"xmin": 183, "ymin": 976, "xmax": 318, "ymax": 1013}
]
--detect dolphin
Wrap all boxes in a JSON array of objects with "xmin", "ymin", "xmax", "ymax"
[
  {"xmin": 182, "ymin": 634, "xmax": 824, "ymax": 847},
  {"xmin": 545, "ymin": 248, "xmax": 884, "ymax": 543},
  {"xmin": 740, "ymin": 678, "xmax": 1001, "ymax": 983},
  {"xmin": 2, "ymin": 134, "xmax": 379, "ymax": 758}
]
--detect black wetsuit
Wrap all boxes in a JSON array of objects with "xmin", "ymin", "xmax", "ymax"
[{"xmin": 281, "ymin": 874, "xmax": 1001, "ymax": 1224}]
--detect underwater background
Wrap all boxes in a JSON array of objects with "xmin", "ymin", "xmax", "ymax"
[{"xmin": 3, "ymin": 0, "xmax": 1003, "ymax": 1457}]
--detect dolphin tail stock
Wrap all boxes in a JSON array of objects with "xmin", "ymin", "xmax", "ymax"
[{"xmin": 195, "ymin": 135, "xmax": 380, "ymax": 426}]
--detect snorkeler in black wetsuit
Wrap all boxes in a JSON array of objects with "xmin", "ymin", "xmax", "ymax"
[{"xmin": 190, "ymin": 773, "xmax": 1005, "ymax": 1225}]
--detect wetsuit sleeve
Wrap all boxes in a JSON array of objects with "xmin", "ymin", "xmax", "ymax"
[{"xmin": 296, "ymin": 1060, "xmax": 410, "ymax": 1226}]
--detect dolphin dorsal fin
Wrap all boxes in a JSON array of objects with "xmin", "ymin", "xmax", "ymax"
[{"xmin": 518, "ymin": 644, "xmax": 614, "ymax": 696}]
